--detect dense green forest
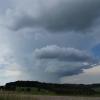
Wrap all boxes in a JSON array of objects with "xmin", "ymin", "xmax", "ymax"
[{"xmin": 0, "ymin": 81, "xmax": 100, "ymax": 96}]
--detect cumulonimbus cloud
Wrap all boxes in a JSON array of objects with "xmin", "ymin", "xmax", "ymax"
[
  {"xmin": 33, "ymin": 45, "xmax": 94, "ymax": 62},
  {"xmin": 31, "ymin": 45, "xmax": 97, "ymax": 82},
  {"xmin": 2, "ymin": 0, "xmax": 100, "ymax": 32},
  {"xmin": 0, "ymin": 0, "xmax": 100, "ymax": 84}
]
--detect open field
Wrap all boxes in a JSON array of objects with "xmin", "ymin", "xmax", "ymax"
[{"xmin": 1, "ymin": 93, "xmax": 100, "ymax": 100}]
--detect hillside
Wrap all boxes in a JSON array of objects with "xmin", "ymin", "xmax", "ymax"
[{"xmin": 0, "ymin": 81, "xmax": 100, "ymax": 96}]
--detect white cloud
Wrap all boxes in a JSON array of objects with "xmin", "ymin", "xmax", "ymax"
[{"xmin": 0, "ymin": 63, "xmax": 23, "ymax": 85}]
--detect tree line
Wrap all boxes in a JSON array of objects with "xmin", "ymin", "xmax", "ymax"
[{"xmin": 0, "ymin": 81, "xmax": 99, "ymax": 95}]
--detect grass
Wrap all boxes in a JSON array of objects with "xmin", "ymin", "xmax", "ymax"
[
  {"xmin": 0, "ymin": 90, "xmax": 100, "ymax": 100},
  {"xmin": 0, "ymin": 92, "xmax": 100, "ymax": 100},
  {"xmin": 0, "ymin": 92, "xmax": 38, "ymax": 100},
  {"xmin": 1, "ymin": 94, "xmax": 100, "ymax": 100},
  {"xmin": 16, "ymin": 87, "xmax": 56, "ymax": 95}
]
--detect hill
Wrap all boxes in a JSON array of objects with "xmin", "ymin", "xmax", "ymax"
[{"xmin": 0, "ymin": 81, "xmax": 100, "ymax": 96}]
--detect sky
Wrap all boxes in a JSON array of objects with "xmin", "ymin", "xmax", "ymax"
[{"xmin": 0, "ymin": 0, "xmax": 100, "ymax": 85}]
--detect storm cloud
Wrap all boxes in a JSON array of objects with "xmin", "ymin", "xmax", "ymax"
[
  {"xmin": 0, "ymin": 0, "xmax": 100, "ymax": 84},
  {"xmin": 29, "ymin": 45, "xmax": 97, "ymax": 82},
  {"xmin": 2, "ymin": 0, "xmax": 100, "ymax": 32},
  {"xmin": 33, "ymin": 45, "xmax": 94, "ymax": 62}
]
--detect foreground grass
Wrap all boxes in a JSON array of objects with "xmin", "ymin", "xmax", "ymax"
[
  {"xmin": 0, "ymin": 93, "xmax": 37, "ymax": 100},
  {"xmin": 1, "ymin": 92, "xmax": 100, "ymax": 100},
  {"xmin": 1, "ymin": 94, "xmax": 100, "ymax": 100}
]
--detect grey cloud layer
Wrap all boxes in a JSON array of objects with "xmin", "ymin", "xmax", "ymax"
[
  {"xmin": 34, "ymin": 45, "xmax": 94, "ymax": 62},
  {"xmin": 3, "ymin": 0, "xmax": 100, "ymax": 32}
]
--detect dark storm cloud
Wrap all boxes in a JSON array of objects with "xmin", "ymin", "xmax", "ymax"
[
  {"xmin": 30, "ymin": 45, "xmax": 97, "ymax": 82},
  {"xmin": 33, "ymin": 45, "xmax": 94, "ymax": 62},
  {"xmin": 1, "ymin": 0, "xmax": 100, "ymax": 84},
  {"xmin": 6, "ymin": 0, "xmax": 100, "ymax": 32},
  {"xmin": 53, "ymin": 65, "xmax": 87, "ymax": 77}
]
